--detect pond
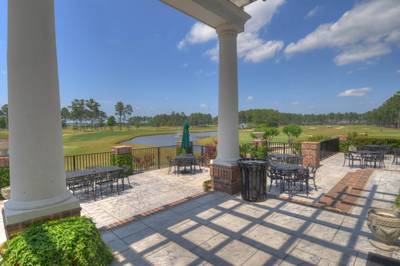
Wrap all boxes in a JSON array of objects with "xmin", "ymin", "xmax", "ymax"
[{"xmin": 122, "ymin": 131, "xmax": 217, "ymax": 147}]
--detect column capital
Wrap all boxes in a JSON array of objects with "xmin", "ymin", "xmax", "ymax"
[{"xmin": 216, "ymin": 23, "xmax": 242, "ymax": 36}]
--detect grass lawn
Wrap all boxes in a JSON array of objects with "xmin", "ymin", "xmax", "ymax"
[
  {"xmin": 197, "ymin": 124, "xmax": 400, "ymax": 146},
  {"xmin": 62, "ymin": 126, "xmax": 215, "ymax": 155},
  {"xmin": 1, "ymin": 124, "xmax": 399, "ymax": 155}
]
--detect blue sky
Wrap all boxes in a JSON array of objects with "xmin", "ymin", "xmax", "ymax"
[{"xmin": 0, "ymin": 0, "xmax": 399, "ymax": 116}]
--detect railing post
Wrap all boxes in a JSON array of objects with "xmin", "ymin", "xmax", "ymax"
[
  {"xmin": 72, "ymin": 155, "xmax": 76, "ymax": 171},
  {"xmin": 157, "ymin": 147, "xmax": 161, "ymax": 169}
]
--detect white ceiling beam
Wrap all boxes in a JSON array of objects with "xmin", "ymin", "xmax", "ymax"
[{"xmin": 160, "ymin": 0, "xmax": 251, "ymax": 32}]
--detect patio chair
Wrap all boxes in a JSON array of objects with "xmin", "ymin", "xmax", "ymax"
[
  {"xmin": 306, "ymin": 166, "xmax": 317, "ymax": 191},
  {"xmin": 95, "ymin": 172, "xmax": 115, "ymax": 198},
  {"xmin": 193, "ymin": 158, "xmax": 203, "ymax": 172},
  {"xmin": 348, "ymin": 152, "xmax": 362, "ymax": 167},
  {"xmin": 393, "ymin": 148, "xmax": 400, "ymax": 165},
  {"xmin": 267, "ymin": 167, "xmax": 283, "ymax": 193},
  {"xmin": 109, "ymin": 169, "xmax": 127, "ymax": 194},
  {"xmin": 67, "ymin": 175, "xmax": 92, "ymax": 198},
  {"xmin": 167, "ymin": 156, "xmax": 176, "ymax": 174}
]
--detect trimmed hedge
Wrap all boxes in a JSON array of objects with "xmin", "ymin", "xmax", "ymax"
[
  {"xmin": 0, "ymin": 217, "xmax": 113, "ymax": 266},
  {"xmin": 340, "ymin": 137, "xmax": 400, "ymax": 152},
  {"xmin": 0, "ymin": 167, "xmax": 9, "ymax": 188}
]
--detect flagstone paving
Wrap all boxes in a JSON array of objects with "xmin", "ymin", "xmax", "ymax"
[
  {"xmin": 80, "ymin": 168, "xmax": 211, "ymax": 229},
  {"xmin": 105, "ymin": 167, "xmax": 400, "ymax": 265}
]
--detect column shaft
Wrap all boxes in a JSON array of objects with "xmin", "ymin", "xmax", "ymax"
[
  {"xmin": 5, "ymin": 0, "xmax": 79, "ymax": 229},
  {"xmin": 215, "ymin": 26, "xmax": 240, "ymax": 165}
]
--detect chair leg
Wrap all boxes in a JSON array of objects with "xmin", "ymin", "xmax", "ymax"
[
  {"xmin": 313, "ymin": 178, "xmax": 317, "ymax": 191},
  {"xmin": 126, "ymin": 176, "xmax": 132, "ymax": 188}
]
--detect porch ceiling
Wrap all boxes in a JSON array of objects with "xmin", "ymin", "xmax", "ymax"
[{"xmin": 160, "ymin": 0, "xmax": 252, "ymax": 32}]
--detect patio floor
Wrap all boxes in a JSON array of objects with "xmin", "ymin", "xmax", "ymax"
[
  {"xmin": 106, "ymin": 164, "xmax": 400, "ymax": 265},
  {"xmin": 80, "ymin": 167, "xmax": 211, "ymax": 229},
  {"xmin": 1, "ymin": 153, "xmax": 400, "ymax": 265}
]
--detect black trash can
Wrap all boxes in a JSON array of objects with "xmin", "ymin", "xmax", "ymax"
[{"xmin": 238, "ymin": 159, "xmax": 267, "ymax": 202}]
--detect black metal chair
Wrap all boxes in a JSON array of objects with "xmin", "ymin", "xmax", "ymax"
[
  {"xmin": 306, "ymin": 166, "xmax": 317, "ymax": 191},
  {"xmin": 95, "ymin": 172, "xmax": 115, "ymax": 198},
  {"xmin": 67, "ymin": 175, "xmax": 92, "ymax": 198},
  {"xmin": 393, "ymin": 148, "xmax": 400, "ymax": 165},
  {"xmin": 345, "ymin": 152, "xmax": 362, "ymax": 167},
  {"xmin": 267, "ymin": 167, "xmax": 283, "ymax": 193}
]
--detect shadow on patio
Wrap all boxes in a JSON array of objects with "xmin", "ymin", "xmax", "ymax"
[{"xmin": 105, "ymin": 180, "xmax": 400, "ymax": 265}]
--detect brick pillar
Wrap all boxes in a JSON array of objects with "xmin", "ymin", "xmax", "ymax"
[
  {"xmin": 0, "ymin": 156, "xmax": 9, "ymax": 167},
  {"xmin": 111, "ymin": 145, "xmax": 132, "ymax": 155},
  {"xmin": 210, "ymin": 163, "xmax": 241, "ymax": 195},
  {"xmin": 301, "ymin": 141, "xmax": 321, "ymax": 168}
]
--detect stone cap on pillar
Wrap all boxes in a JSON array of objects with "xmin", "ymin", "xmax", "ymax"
[{"xmin": 111, "ymin": 145, "xmax": 132, "ymax": 155}]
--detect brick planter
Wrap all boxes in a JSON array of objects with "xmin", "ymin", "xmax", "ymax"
[{"xmin": 210, "ymin": 163, "xmax": 240, "ymax": 195}]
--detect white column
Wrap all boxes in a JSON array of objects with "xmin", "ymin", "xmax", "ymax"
[
  {"xmin": 4, "ymin": 0, "xmax": 79, "ymax": 225},
  {"xmin": 215, "ymin": 24, "xmax": 240, "ymax": 165}
]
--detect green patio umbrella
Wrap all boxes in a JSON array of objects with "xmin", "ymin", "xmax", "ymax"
[{"xmin": 181, "ymin": 121, "xmax": 191, "ymax": 154}]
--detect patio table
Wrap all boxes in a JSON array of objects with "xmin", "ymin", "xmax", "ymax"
[
  {"xmin": 356, "ymin": 150, "xmax": 385, "ymax": 168},
  {"xmin": 270, "ymin": 162, "xmax": 309, "ymax": 195},
  {"xmin": 269, "ymin": 153, "xmax": 301, "ymax": 164},
  {"xmin": 174, "ymin": 154, "xmax": 196, "ymax": 174},
  {"xmin": 66, "ymin": 166, "xmax": 123, "ymax": 179},
  {"xmin": 66, "ymin": 166, "xmax": 124, "ymax": 199}
]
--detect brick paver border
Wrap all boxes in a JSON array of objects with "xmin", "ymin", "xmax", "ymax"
[{"xmin": 277, "ymin": 168, "xmax": 374, "ymax": 214}]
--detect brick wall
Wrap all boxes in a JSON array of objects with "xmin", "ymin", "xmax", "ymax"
[{"xmin": 210, "ymin": 164, "xmax": 241, "ymax": 194}]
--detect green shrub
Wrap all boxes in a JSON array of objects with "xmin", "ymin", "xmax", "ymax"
[
  {"xmin": 0, "ymin": 167, "xmax": 9, "ymax": 188},
  {"xmin": 395, "ymin": 194, "xmax": 400, "ymax": 208},
  {"xmin": 240, "ymin": 143, "xmax": 252, "ymax": 158},
  {"xmin": 340, "ymin": 137, "xmax": 400, "ymax": 152},
  {"xmin": 111, "ymin": 153, "xmax": 133, "ymax": 171},
  {"xmin": 0, "ymin": 217, "xmax": 113, "ymax": 266},
  {"xmin": 250, "ymin": 145, "xmax": 268, "ymax": 159}
]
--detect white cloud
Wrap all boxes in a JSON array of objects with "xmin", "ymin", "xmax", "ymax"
[
  {"xmin": 178, "ymin": 23, "xmax": 216, "ymax": 49},
  {"xmin": 305, "ymin": 6, "xmax": 320, "ymax": 19},
  {"xmin": 291, "ymin": 101, "xmax": 300, "ymax": 105},
  {"xmin": 285, "ymin": 0, "xmax": 400, "ymax": 65},
  {"xmin": 397, "ymin": 69, "xmax": 400, "ymax": 74},
  {"xmin": 200, "ymin": 103, "xmax": 208, "ymax": 108},
  {"xmin": 178, "ymin": 0, "xmax": 285, "ymax": 63},
  {"xmin": 334, "ymin": 43, "xmax": 391, "ymax": 65},
  {"xmin": 182, "ymin": 63, "xmax": 189, "ymax": 68},
  {"xmin": 246, "ymin": 96, "xmax": 254, "ymax": 102},
  {"xmin": 244, "ymin": 40, "xmax": 284, "ymax": 63},
  {"xmin": 338, "ymin": 87, "xmax": 371, "ymax": 97}
]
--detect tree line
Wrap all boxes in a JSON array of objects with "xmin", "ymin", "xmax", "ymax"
[
  {"xmin": 58, "ymin": 99, "xmax": 216, "ymax": 129},
  {"xmin": 239, "ymin": 91, "xmax": 400, "ymax": 128},
  {"xmin": 0, "ymin": 91, "xmax": 398, "ymax": 130},
  {"xmin": 0, "ymin": 104, "xmax": 8, "ymax": 129}
]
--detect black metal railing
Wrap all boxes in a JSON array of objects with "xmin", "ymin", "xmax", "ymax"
[
  {"xmin": 320, "ymin": 137, "xmax": 340, "ymax": 160},
  {"xmin": 64, "ymin": 145, "xmax": 209, "ymax": 172},
  {"xmin": 64, "ymin": 152, "xmax": 113, "ymax": 171},
  {"xmin": 267, "ymin": 142, "xmax": 301, "ymax": 155}
]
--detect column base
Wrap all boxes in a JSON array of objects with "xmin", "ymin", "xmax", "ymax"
[
  {"xmin": 210, "ymin": 163, "xmax": 241, "ymax": 195},
  {"xmin": 2, "ymin": 195, "xmax": 80, "ymax": 238}
]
